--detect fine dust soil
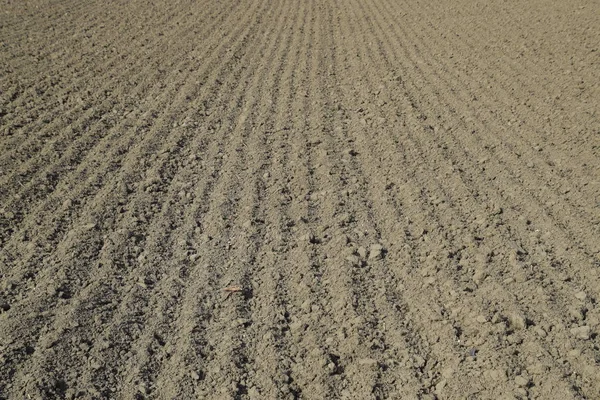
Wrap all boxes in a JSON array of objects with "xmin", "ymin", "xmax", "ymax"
[{"xmin": 1, "ymin": 0, "xmax": 599, "ymax": 399}]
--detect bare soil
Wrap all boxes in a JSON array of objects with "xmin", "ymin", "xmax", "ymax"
[{"xmin": 1, "ymin": 0, "xmax": 599, "ymax": 399}]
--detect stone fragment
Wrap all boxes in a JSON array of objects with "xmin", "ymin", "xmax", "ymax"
[
  {"xmin": 514, "ymin": 375, "xmax": 530, "ymax": 387},
  {"xmin": 533, "ymin": 326, "xmax": 547, "ymax": 338},
  {"xmin": 508, "ymin": 313, "xmax": 527, "ymax": 330},
  {"xmin": 357, "ymin": 246, "xmax": 368, "ymax": 259},
  {"xmin": 345, "ymin": 255, "xmax": 361, "ymax": 267},
  {"xmin": 435, "ymin": 379, "xmax": 447, "ymax": 392},
  {"xmin": 473, "ymin": 269, "xmax": 487, "ymax": 284},
  {"xmin": 368, "ymin": 243, "xmax": 385, "ymax": 260},
  {"xmin": 190, "ymin": 371, "xmax": 201, "ymax": 380},
  {"xmin": 441, "ymin": 367, "xmax": 454, "ymax": 379},
  {"xmin": 528, "ymin": 363, "xmax": 549, "ymax": 375},
  {"xmin": 248, "ymin": 386, "xmax": 261, "ymax": 400},
  {"xmin": 290, "ymin": 320, "xmax": 307, "ymax": 333},
  {"xmin": 358, "ymin": 358, "xmax": 378, "ymax": 367},
  {"xmin": 570, "ymin": 325, "xmax": 591, "ymax": 340},
  {"xmin": 575, "ymin": 291, "xmax": 587, "ymax": 301}
]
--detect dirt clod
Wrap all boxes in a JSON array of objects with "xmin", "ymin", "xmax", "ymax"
[
  {"xmin": 574, "ymin": 291, "xmax": 587, "ymax": 301},
  {"xmin": 508, "ymin": 313, "xmax": 528, "ymax": 330},
  {"xmin": 368, "ymin": 243, "xmax": 385, "ymax": 260},
  {"xmin": 570, "ymin": 325, "xmax": 591, "ymax": 340}
]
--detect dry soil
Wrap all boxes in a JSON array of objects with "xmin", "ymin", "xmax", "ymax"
[{"xmin": 1, "ymin": 0, "xmax": 599, "ymax": 399}]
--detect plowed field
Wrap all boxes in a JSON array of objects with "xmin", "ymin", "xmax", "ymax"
[{"xmin": 1, "ymin": 0, "xmax": 599, "ymax": 398}]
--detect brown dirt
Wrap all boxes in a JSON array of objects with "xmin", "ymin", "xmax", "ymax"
[{"xmin": 1, "ymin": 0, "xmax": 599, "ymax": 398}]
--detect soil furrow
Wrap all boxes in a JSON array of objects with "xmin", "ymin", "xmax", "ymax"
[
  {"xmin": 1, "ymin": 0, "xmax": 598, "ymax": 398},
  {"xmin": 370, "ymin": 0, "xmax": 600, "ymax": 300},
  {"xmin": 0, "ymin": 0, "xmax": 242, "ymax": 241},
  {"xmin": 134, "ymin": 1, "xmax": 297, "ymax": 398},
  {"xmin": 0, "ymin": 0, "xmax": 276, "ymax": 395},
  {"xmin": 344, "ymin": 0, "xmax": 596, "ymax": 396},
  {"xmin": 0, "ymin": 0, "xmax": 272, "ymax": 298},
  {"xmin": 372, "ymin": 0, "xmax": 600, "ymax": 330},
  {"xmin": 328, "ymin": 2, "xmax": 464, "ymax": 397},
  {"xmin": 0, "ymin": 0, "xmax": 205, "ymax": 154},
  {"xmin": 374, "ymin": 0, "xmax": 600, "ymax": 256}
]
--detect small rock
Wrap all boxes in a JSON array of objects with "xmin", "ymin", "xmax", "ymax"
[
  {"xmin": 533, "ymin": 326, "xmax": 547, "ymax": 338},
  {"xmin": 357, "ymin": 246, "xmax": 368, "ymax": 259},
  {"xmin": 507, "ymin": 335, "xmax": 523, "ymax": 345},
  {"xmin": 300, "ymin": 233, "xmax": 319, "ymax": 244},
  {"xmin": 570, "ymin": 325, "xmax": 591, "ymax": 340},
  {"xmin": 248, "ymin": 386, "xmax": 261, "ymax": 400},
  {"xmin": 82, "ymin": 223, "xmax": 97, "ymax": 230},
  {"xmin": 528, "ymin": 363, "xmax": 549, "ymax": 375},
  {"xmin": 358, "ymin": 358, "xmax": 378, "ymax": 367},
  {"xmin": 508, "ymin": 313, "xmax": 527, "ymax": 330},
  {"xmin": 491, "ymin": 312, "xmax": 503, "ymax": 324},
  {"xmin": 574, "ymin": 291, "xmax": 587, "ymax": 301},
  {"xmin": 476, "ymin": 315, "xmax": 488, "ymax": 324},
  {"xmin": 79, "ymin": 342, "xmax": 90, "ymax": 352},
  {"xmin": 515, "ymin": 388, "xmax": 528, "ymax": 397},
  {"xmin": 491, "ymin": 205, "xmax": 503, "ymax": 215},
  {"xmin": 424, "ymin": 277, "xmax": 436, "ymax": 286},
  {"xmin": 337, "ymin": 213, "xmax": 354, "ymax": 226},
  {"xmin": 290, "ymin": 321, "xmax": 307, "ymax": 332},
  {"xmin": 234, "ymin": 318, "xmax": 250, "ymax": 328},
  {"xmin": 568, "ymin": 349, "xmax": 581, "ymax": 357},
  {"xmin": 441, "ymin": 367, "xmax": 454, "ymax": 379},
  {"xmin": 190, "ymin": 371, "xmax": 201, "ymax": 380},
  {"xmin": 301, "ymin": 300, "xmax": 312, "ymax": 313},
  {"xmin": 413, "ymin": 355, "xmax": 426, "ymax": 368},
  {"xmin": 486, "ymin": 369, "xmax": 507, "ymax": 382},
  {"xmin": 569, "ymin": 307, "xmax": 585, "ymax": 321},
  {"xmin": 473, "ymin": 269, "xmax": 487, "ymax": 284},
  {"xmin": 199, "ymin": 234, "xmax": 212, "ymax": 243},
  {"xmin": 514, "ymin": 375, "xmax": 530, "ymax": 387},
  {"xmin": 435, "ymin": 379, "xmax": 447, "ymax": 392},
  {"xmin": 345, "ymin": 255, "xmax": 361, "ymax": 267},
  {"xmin": 368, "ymin": 244, "xmax": 385, "ymax": 260},
  {"xmin": 138, "ymin": 383, "xmax": 150, "ymax": 395}
]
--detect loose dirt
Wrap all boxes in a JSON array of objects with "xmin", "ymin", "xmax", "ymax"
[{"xmin": 1, "ymin": 0, "xmax": 599, "ymax": 399}]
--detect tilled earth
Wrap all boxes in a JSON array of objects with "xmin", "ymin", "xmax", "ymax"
[{"xmin": 1, "ymin": 0, "xmax": 599, "ymax": 399}]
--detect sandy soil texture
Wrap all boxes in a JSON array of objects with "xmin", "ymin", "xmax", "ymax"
[{"xmin": 1, "ymin": 0, "xmax": 599, "ymax": 398}]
